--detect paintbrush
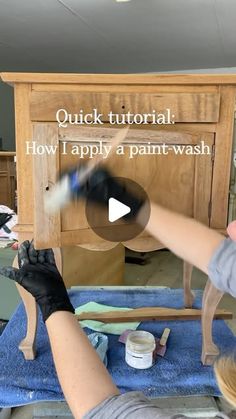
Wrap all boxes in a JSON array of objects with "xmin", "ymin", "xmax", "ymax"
[
  {"xmin": 44, "ymin": 126, "xmax": 129, "ymax": 214},
  {"xmin": 154, "ymin": 328, "xmax": 171, "ymax": 357}
]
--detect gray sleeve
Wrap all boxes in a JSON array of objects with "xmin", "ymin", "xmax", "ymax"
[
  {"xmin": 83, "ymin": 391, "xmax": 229, "ymax": 419},
  {"xmin": 208, "ymin": 237, "xmax": 236, "ymax": 297},
  {"xmin": 83, "ymin": 391, "xmax": 185, "ymax": 419}
]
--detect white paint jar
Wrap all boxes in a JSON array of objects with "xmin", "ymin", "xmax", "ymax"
[{"xmin": 125, "ymin": 330, "xmax": 156, "ymax": 369}]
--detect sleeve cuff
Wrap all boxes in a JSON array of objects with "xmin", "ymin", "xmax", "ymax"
[{"xmin": 208, "ymin": 237, "xmax": 236, "ymax": 297}]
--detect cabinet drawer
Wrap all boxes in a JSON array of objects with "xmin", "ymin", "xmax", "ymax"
[{"xmin": 30, "ymin": 91, "xmax": 220, "ymax": 123}]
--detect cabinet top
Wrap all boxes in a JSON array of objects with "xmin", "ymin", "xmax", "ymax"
[
  {"xmin": 0, "ymin": 151, "xmax": 16, "ymax": 156},
  {"xmin": 2, "ymin": 72, "xmax": 236, "ymax": 85}
]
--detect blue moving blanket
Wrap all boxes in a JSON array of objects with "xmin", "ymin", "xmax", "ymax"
[{"xmin": 0, "ymin": 288, "xmax": 235, "ymax": 407}]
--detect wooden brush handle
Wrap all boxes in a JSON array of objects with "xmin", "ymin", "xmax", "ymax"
[
  {"xmin": 160, "ymin": 328, "xmax": 170, "ymax": 346},
  {"xmin": 78, "ymin": 126, "xmax": 130, "ymax": 184}
]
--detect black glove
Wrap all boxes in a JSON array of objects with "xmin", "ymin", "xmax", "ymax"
[
  {"xmin": 0, "ymin": 241, "xmax": 74, "ymax": 322},
  {"xmin": 0, "ymin": 213, "xmax": 13, "ymax": 229},
  {"xmin": 69, "ymin": 166, "xmax": 144, "ymax": 221}
]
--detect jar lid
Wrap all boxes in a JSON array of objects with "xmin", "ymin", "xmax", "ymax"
[{"xmin": 126, "ymin": 330, "xmax": 156, "ymax": 353}]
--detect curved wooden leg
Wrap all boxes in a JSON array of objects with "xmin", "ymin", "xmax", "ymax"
[
  {"xmin": 13, "ymin": 247, "xmax": 62, "ymax": 360},
  {"xmin": 16, "ymin": 284, "xmax": 38, "ymax": 360},
  {"xmin": 13, "ymin": 255, "xmax": 38, "ymax": 360},
  {"xmin": 201, "ymin": 279, "xmax": 224, "ymax": 365},
  {"xmin": 183, "ymin": 261, "xmax": 194, "ymax": 308}
]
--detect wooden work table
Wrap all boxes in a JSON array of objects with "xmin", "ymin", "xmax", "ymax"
[{"xmin": 1, "ymin": 72, "xmax": 236, "ymax": 364}]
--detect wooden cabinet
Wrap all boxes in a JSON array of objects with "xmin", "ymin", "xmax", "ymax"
[
  {"xmin": 1, "ymin": 73, "xmax": 236, "ymax": 364},
  {"xmin": 0, "ymin": 152, "xmax": 16, "ymax": 211},
  {"xmin": 1, "ymin": 73, "xmax": 234, "ymax": 237}
]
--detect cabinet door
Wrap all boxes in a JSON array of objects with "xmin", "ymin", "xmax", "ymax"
[{"xmin": 33, "ymin": 124, "xmax": 214, "ymax": 250}]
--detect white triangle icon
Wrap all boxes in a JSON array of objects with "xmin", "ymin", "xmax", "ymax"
[{"xmin": 108, "ymin": 198, "xmax": 131, "ymax": 223}]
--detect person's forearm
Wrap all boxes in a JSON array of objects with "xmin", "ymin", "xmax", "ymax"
[
  {"xmin": 139, "ymin": 202, "xmax": 225, "ymax": 275},
  {"xmin": 46, "ymin": 311, "xmax": 119, "ymax": 419}
]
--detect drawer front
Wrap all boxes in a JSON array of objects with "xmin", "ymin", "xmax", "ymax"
[{"xmin": 30, "ymin": 91, "xmax": 220, "ymax": 123}]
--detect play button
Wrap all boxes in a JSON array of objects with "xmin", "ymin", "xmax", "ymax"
[
  {"xmin": 85, "ymin": 177, "xmax": 150, "ymax": 242},
  {"xmin": 108, "ymin": 198, "xmax": 131, "ymax": 222}
]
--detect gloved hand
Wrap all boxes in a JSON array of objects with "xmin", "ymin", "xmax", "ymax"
[
  {"xmin": 68, "ymin": 166, "xmax": 144, "ymax": 221},
  {"xmin": 0, "ymin": 241, "xmax": 74, "ymax": 322}
]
